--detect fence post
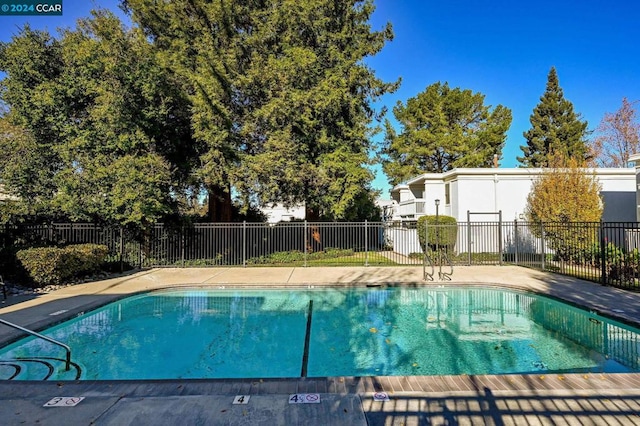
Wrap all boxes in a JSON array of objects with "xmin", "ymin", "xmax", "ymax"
[
  {"xmin": 181, "ymin": 226, "xmax": 185, "ymax": 268},
  {"xmin": 139, "ymin": 230, "xmax": 143, "ymax": 269},
  {"xmin": 600, "ymin": 221, "xmax": 607, "ymax": 285},
  {"xmin": 304, "ymin": 220, "xmax": 308, "ymax": 267},
  {"xmin": 514, "ymin": 220, "xmax": 519, "ymax": 265},
  {"xmin": 498, "ymin": 211, "xmax": 503, "ymax": 266},
  {"xmin": 467, "ymin": 211, "xmax": 472, "ymax": 266},
  {"xmin": 540, "ymin": 222, "xmax": 545, "ymax": 270},
  {"xmin": 365, "ymin": 220, "xmax": 369, "ymax": 267},
  {"xmin": 243, "ymin": 221, "xmax": 247, "ymax": 267},
  {"xmin": 119, "ymin": 226, "xmax": 124, "ymax": 273}
]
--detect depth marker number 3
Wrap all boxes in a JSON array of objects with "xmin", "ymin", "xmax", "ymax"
[{"xmin": 44, "ymin": 397, "xmax": 85, "ymax": 407}]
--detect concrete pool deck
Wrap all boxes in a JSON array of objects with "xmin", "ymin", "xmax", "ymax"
[{"xmin": 1, "ymin": 265, "xmax": 640, "ymax": 425}]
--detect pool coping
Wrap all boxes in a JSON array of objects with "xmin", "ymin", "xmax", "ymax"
[
  {"xmin": 2, "ymin": 265, "xmax": 640, "ymax": 424},
  {"xmin": 3, "ymin": 371, "xmax": 640, "ymax": 424}
]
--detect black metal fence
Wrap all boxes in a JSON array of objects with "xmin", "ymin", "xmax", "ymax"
[{"xmin": 2, "ymin": 220, "xmax": 640, "ymax": 291}]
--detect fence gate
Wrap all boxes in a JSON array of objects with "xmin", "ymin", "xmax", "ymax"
[{"xmin": 466, "ymin": 211, "xmax": 503, "ymax": 265}]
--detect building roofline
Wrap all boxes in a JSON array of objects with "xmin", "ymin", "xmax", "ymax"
[{"xmin": 392, "ymin": 167, "xmax": 635, "ymax": 191}]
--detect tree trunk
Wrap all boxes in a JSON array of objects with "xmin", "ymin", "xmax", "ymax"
[
  {"xmin": 304, "ymin": 204, "xmax": 323, "ymax": 252},
  {"xmin": 207, "ymin": 184, "xmax": 233, "ymax": 222},
  {"xmin": 305, "ymin": 205, "xmax": 319, "ymax": 222}
]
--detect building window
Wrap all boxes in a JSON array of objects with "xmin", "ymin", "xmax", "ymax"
[{"xmin": 445, "ymin": 183, "xmax": 450, "ymax": 205}]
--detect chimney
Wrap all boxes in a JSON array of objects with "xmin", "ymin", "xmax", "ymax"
[{"xmin": 493, "ymin": 154, "xmax": 499, "ymax": 168}]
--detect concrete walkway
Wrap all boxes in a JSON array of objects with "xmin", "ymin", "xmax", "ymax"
[{"xmin": 1, "ymin": 266, "xmax": 640, "ymax": 425}]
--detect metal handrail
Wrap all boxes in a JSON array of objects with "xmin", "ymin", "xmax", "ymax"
[
  {"xmin": 0, "ymin": 318, "xmax": 71, "ymax": 371},
  {"xmin": 423, "ymin": 250, "xmax": 435, "ymax": 281},
  {"xmin": 0, "ymin": 275, "xmax": 6, "ymax": 300},
  {"xmin": 438, "ymin": 249, "xmax": 454, "ymax": 281}
]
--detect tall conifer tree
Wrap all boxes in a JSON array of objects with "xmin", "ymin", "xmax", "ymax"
[
  {"xmin": 518, "ymin": 67, "xmax": 589, "ymax": 167},
  {"xmin": 123, "ymin": 0, "xmax": 395, "ymax": 221},
  {"xmin": 381, "ymin": 82, "xmax": 511, "ymax": 185}
]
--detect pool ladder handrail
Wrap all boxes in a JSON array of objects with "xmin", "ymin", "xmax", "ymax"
[
  {"xmin": 438, "ymin": 249, "xmax": 454, "ymax": 281},
  {"xmin": 0, "ymin": 318, "xmax": 71, "ymax": 371},
  {"xmin": 423, "ymin": 249, "xmax": 435, "ymax": 281},
  {"xmin": 0, "ymin": 275, "xmax": 7, "ymax": 300}
]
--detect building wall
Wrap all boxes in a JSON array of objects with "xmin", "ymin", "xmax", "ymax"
[
  {"xmin": 391, "ymin": 168, "xmax": 636, "ymax": 222},
  {"xmin": 455, "ymin": 173, "xmax": 536, "ymax": 222},
  {"xmin": 261, "ymin": 203, "xmax": 306, "ymax": 224},
  {"xmin": 0, "ymin": 184, "xmax": 19, "ymax": 203},
  {"xmin": 598, "ymin": 173, "xmax": 637, "ymax": 222}
]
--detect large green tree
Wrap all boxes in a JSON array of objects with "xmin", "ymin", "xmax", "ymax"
[
  {"xmin": 122, "ymin": 0, "xmax": 395, "ymax": 221},
  {"xmin": 0, "ymin": 11, "xmax": 196, "ymax": 228},
  {"xmin": 0, "ymin": 28, "xmax": 64, "ymax": 220},
  {"xmin": 381, "ymin": 82, "xmax": 512, "ymax": 186},
  {"xmin": 518, "ymin": 67, "xmax": 590, "ymax": 167}
]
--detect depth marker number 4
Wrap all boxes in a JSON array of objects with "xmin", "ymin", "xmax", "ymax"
[
  {"xmin": 233, "ymin": 395, "xmax": 250, "ymax": 405},
  {"xmin": 289, "ymin": 393, "xmax": 320, "ymax": 404}
]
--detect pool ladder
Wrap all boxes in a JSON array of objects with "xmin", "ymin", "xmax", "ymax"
[
  {"xmin": 423, "ymin": 250, "xmax": 435, "ymax": 281},
  {"xmin": 423, "ymin": 248, "xmax": 453, "ymax": 281},
  {"xmin": 0, "ymin": 318, "xmax": 71, "ymax": 371}
]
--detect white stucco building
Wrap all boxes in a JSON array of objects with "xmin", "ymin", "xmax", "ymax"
[
  {"xmin": 0, "ymin": 184, "xmax": 19, "ymax": 203},
  {"xmin": 261, "ymin": 199, "xmax": 393, "ymax": 223},
  {"xmin": 390, "ymin": 167, "xmax": 637, "ymax": 223},
  {"xmin": 260, "ymin": 203, "xmax": 306, "ymax": 224}
]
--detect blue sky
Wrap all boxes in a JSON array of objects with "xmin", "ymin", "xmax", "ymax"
[
  {"xmin": 2, "ymin": 0, "xmax": 639, "ymax": 197},
  {"xmin": 368, "ymin": 0, "xmax": 640, "ymax": 194}
]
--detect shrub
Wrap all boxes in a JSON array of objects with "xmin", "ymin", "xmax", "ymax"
[
  {"xmin": 102, "ymin": 259, "xmax": 136, "ymax": 272},
  {"xmin": 16, "ymin": 247, "xmax": 69, "ymax": 287},
  {"xmin": 16, "ymin": 244, "xmax": 109, "ymax": 287},
  {"xmin": 0, "ymin": 246, "xmax": 21, "ymax": 278},
  {"xmin": 576, "ymin": 242, "xmax": 624, "ymax": 268},
  {"xmin": 65, "ymin": 244, "xmax": 109, "ymax": 274},
  {"xmin": 606, "ymin": 246, "xmax": 640, "ymax": 283},
  {"xmin": 416, "ymin": 215, "xmax": 457, "ymax": 252}
]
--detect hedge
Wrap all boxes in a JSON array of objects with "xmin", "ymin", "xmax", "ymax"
[
  {"xmin": 16, "ymin": 244, "xmax": 109, "ymax": 287},
  {"xmin": 417, "ymin": 215, "xmax": 458, "ymax": 252}
]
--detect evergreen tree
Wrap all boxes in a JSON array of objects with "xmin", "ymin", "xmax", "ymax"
[
  {"xmin": 122, "ymin": 0, "xmax": 395, "ymax": 221},
  {"xmin": 242, "ymin": 0, "xmax": 396, "ymax": 220},
  {"xmin": 381, "ymin": 82, "xmax": 511, "ymax": 186},
  {"xmin": 0, "ymin": 11, "xmax": 196, "ymax": 229},
  {"xmin": 518, "ymin": 67, "xmax": 590, "ymax": 167}
]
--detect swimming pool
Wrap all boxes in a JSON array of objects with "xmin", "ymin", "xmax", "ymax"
[{"xmin": 1, "ymin": 286, "xmax": 639, "ymax": 381}]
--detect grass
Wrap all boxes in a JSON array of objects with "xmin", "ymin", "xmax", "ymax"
[
  {"xmin": 247, "ymin": 249, "xmax": 397, "ymax": 266},
  {"xmin": 302, "ymin": 252, "xmax": 396, "ymax": 266},
  {"xmin": 161, "ymin": 249, "xmax": 397, "ymax": 267}
]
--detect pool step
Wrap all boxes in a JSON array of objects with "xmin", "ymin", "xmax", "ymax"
[{"xmin": 0, "ymin": 357, "xmax": 82, "ymax": 380}]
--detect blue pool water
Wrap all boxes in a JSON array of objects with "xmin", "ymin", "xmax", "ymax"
[{"xmin": 1, "ymin": 286, "xmax": 639, "ymax": 381}]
